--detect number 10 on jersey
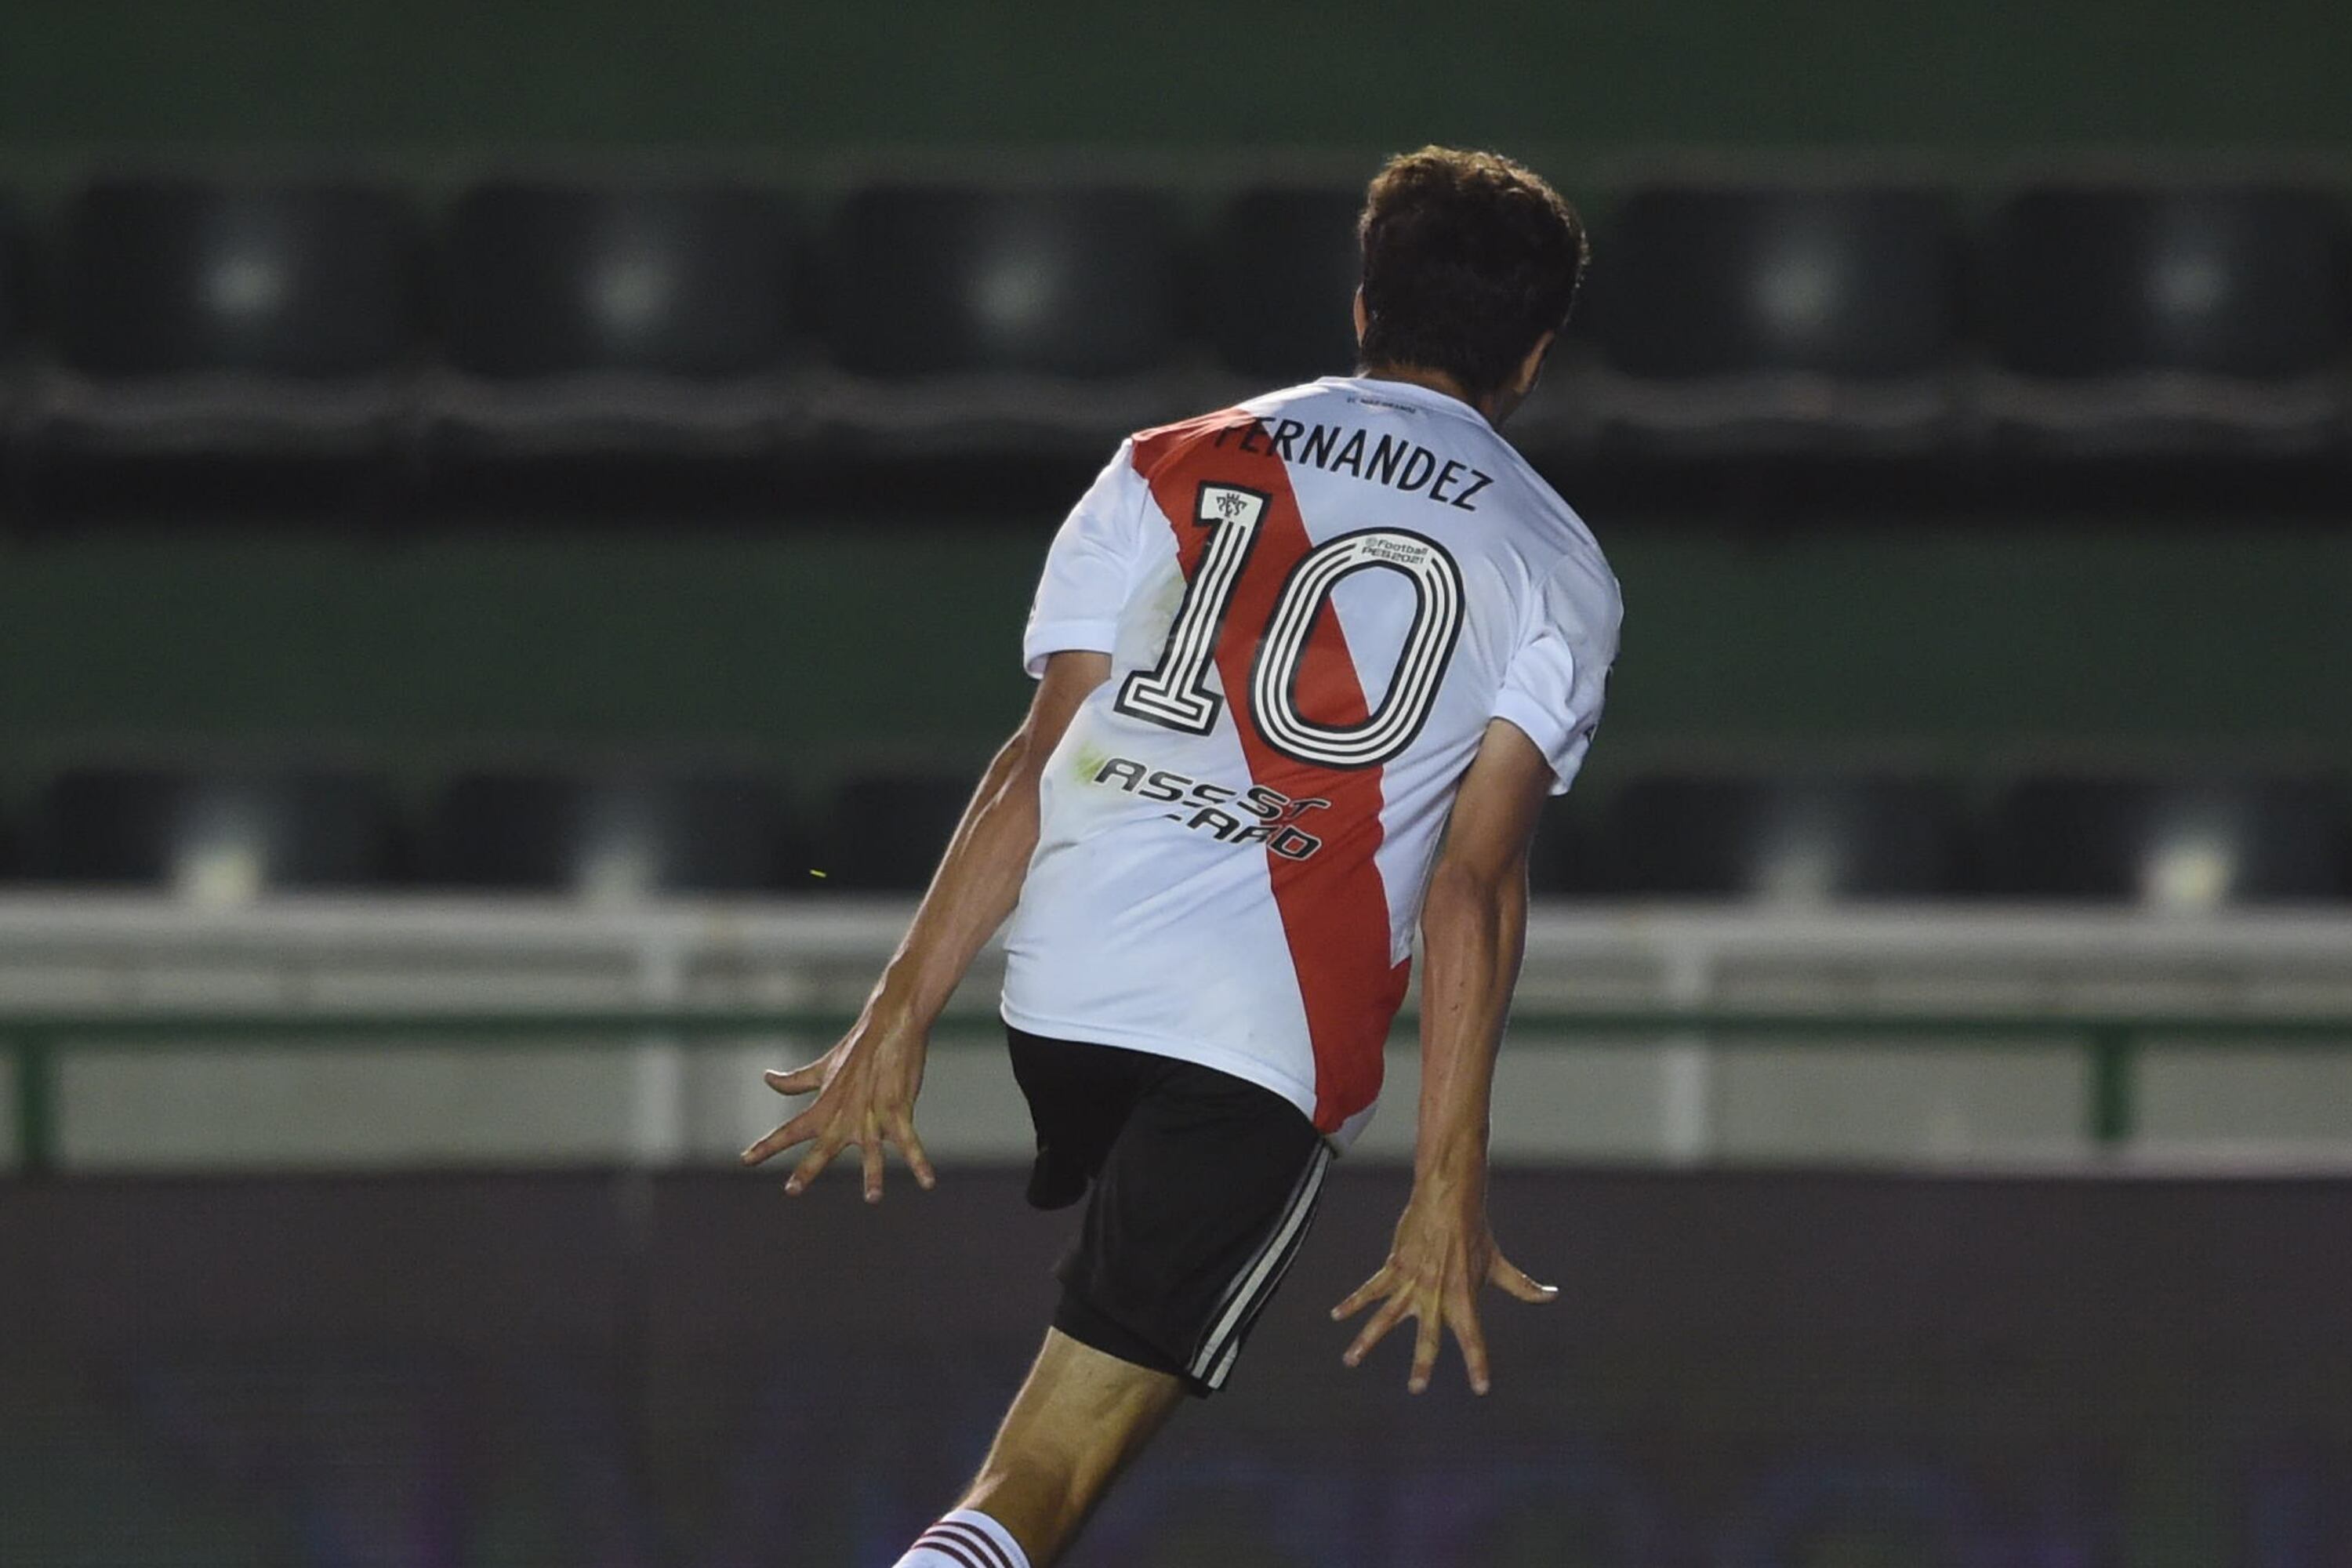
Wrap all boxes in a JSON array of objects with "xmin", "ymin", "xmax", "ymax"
[{"xmin": 1115, "ymin": 482, "xmax": 1466, "ymax": 769}]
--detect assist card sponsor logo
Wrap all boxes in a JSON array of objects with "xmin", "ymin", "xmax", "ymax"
[{"xmin": 1088, "ymin": 756, "xmax": 1329, "ymax": 860}]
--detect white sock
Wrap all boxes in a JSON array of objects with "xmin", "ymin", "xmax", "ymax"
[{"xmin": 894, "ymin": 1508, "xmax": 1032, "ymax": 1568}]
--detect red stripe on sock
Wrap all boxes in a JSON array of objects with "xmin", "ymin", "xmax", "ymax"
[
  {"xmin": 913, "ymin": 1527, "xmax": 989, "ymax": 1568},
  {"xmin": 931, "ymin": 1519, "xmax": 1015, "ymax": 1568}
]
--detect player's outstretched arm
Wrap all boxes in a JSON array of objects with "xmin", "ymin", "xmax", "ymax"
[
  {"xmin": 1333, "ymin": 718, "xmax": 1560, "ymax": 1394},
  {"xmin": 742, "ymin": 651, "xmax": 1112, "ymax": 1201}
]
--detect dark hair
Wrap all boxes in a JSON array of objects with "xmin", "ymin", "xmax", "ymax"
[{"xmin": 1356, "ymin": 147, "xmax": 1588, "ymax": 399}]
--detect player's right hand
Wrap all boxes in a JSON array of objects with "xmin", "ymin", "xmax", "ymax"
[{"xmin": 739, "ymin": 1006, "xmax": 936, "ymax": 1203}]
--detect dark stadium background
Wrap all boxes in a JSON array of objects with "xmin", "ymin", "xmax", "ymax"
[{"xmin": 4, "ymin": 4, "xmax": 2351, "ymax": 1566}]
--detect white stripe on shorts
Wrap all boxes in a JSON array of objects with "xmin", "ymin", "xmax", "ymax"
[{"xmin": 1187, "ymin": 1142, "xmax": 1332, "ymax": 1385}]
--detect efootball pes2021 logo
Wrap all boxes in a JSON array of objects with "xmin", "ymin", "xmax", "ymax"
[{"xmin": 1087, "ymin": 757, "xmax": 1328, "ymax": 861}]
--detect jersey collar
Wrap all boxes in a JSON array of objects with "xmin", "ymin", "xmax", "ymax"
[{"xmin": 1314, "ymin": 374, "xmax": 1490, "ymax": 428}]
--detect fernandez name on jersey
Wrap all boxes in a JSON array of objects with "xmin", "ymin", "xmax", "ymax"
[{"xmin": 1211, "ymin": 412, "xmax": 1497, "ymax": 512}]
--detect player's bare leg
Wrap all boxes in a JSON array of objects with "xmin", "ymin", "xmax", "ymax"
[{"xmin": 896, "ymin": 1329, "xmax": 1186, "ymax": 1568}]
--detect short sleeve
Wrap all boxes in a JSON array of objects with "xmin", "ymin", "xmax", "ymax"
[
  {"xmin": 1022, "ymin": 439, "xmax": 1146, "ymax": 677},
  {"xmin": 1489, "ymin": 553, "xmax": 1623, "ymax": 795}
]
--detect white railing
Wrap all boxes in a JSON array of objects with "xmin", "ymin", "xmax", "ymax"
[{"xmin": 3, "ymin": 894, "xmax": 2350, "ymax": 1171}]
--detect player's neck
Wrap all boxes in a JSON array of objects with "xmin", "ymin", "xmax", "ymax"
[{"xmin": 1354, "ymin": 361, "xmax": 1496, "ymax": 423}]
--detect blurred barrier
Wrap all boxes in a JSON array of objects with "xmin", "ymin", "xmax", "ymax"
[
  {"xmin": 7, "ymin": 898, "xmax": 2352, "ymax": 1172},
  {"xmin": 11, "ymin": 1002, "xmax": 2352, "ymax": 1178}
]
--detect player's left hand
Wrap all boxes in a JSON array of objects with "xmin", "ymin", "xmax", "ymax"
[{"xmin": 1330, "ymin": 1178, "xmax": 1557, "ymax": 1395}]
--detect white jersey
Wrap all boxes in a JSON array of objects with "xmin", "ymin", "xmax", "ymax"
[{"xmin": 1000, "ymin": 376, "xmax": 1621, "ymax": 1145}]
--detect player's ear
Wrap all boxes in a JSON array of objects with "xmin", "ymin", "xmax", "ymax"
[
  {"xmin": 1352, "ymin": 287, "xmax": 1369, "ymax": 346},
  {"xmin": 1512, "ymin": 330, "xmax": 1557, "ymax": 397}
]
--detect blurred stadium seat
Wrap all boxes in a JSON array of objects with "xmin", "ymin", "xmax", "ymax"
[
  {"xmin": 426, "ymin": 771, "xmax": 801, "ymax": 896},
  {"xmin": 426, "ymin": 181, "xmax": 800, "ymax": 470},
  {"xmin": 1202, "ymin": 185, "xmax": 1364, "ymax": 388},
  {"xmin": 0, "ymin": 168, "xmax": 2342, "ymax": 494},
  {"xmin": 816, "ymin": 184, "xmax": 1188, "ymax": 452},
  {"xmin": 1987, "ymin": 775, "xmax": 2351, "ymax": 905},
  {"xmin": 1576, "ymin": 185, "xmax": 1961, "ymax": 455},
  {"xmin": 1976, "ymin": 184, "xmax": 2351, "ymax": 453},
  {"xmin": 24, "ymin": 767, "xmax": 400, "ymax": 896},
  {"xmin": 1586, "ymin": 773, "xmax": 1970, "ymax": 898},
  {"xmin": 1525, "ymin": 795, "xmax": 1593, "ymax": 895},
  {"xmin": 32, "ymin": 178, "xmax": 419, "ymax": 479},
  {"xmin": 0, "ymin": 193, "xmax": 21, "ymax": 481},
  {"xmin": 0, "ymin": 191, "xmax": 22, "ymax": 363},
  {"xmin": 825, "ymin": 769, "xmax": 975, "ymax": 890}
]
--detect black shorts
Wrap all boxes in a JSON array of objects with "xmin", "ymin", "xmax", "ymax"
[{"xmin": 1007, "ymin": 1025, "xmax": 1333, "ymax": 1397}]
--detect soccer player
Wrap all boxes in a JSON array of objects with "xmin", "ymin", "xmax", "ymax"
[{"xmin": 743, "ymin": 146, "xmax": 1621, "ymax": 1568}]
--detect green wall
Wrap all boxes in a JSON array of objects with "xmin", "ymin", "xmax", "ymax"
[
  {"xmin": 2, "ymin": 524, "xmax": 2342, "ymax": 797},
  {"xmin": 5, "ymin": 0, "xmax": 2350, "ymax": 152}
]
